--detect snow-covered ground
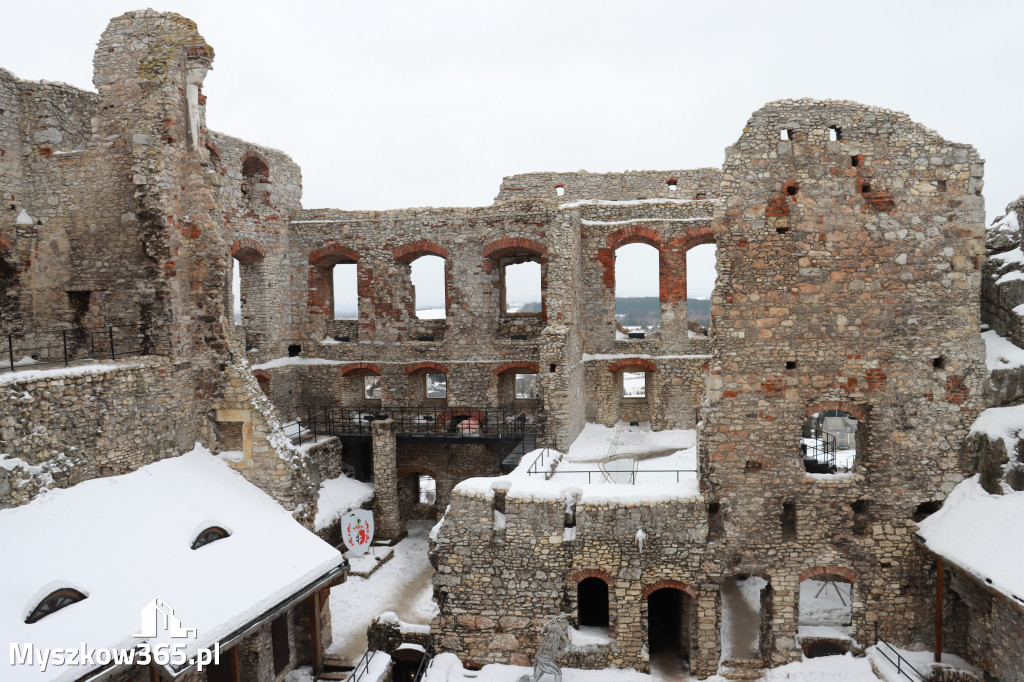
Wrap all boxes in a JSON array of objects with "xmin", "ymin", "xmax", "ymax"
[
  {"xmin": 982, "ymin": 329, "xmax": 1024, "ymax": 372},
  {"xmin": 314, "ymin": 474, "xmax": 374, "ymax": 532},
  {"xmin": 422, "ymin": 651, "xmax": 882, "ymax": 682},
  {"xmin": 328, "ymin": 520, "xmax": 438, "ymax": 663},
  {"xmin": 416, "ymin": 307, "xmax": 446, "ymax": 319}
]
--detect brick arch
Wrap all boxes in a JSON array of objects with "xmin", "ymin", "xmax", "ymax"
[
  {"xmin": 340, "ymin": 362, "xmax": 381, "ymax": 376},
  {"xmin": 608, "ymin": 358, "xmax": 658, "ymax": 374},
  {"xmin": 397, "ymin": 465, "xmax": 439, "ymax": 481},
  {"xmin": 606, "ymin": 225, "xmax": 664, "ymax": 250},
  {"xmin": 405, "ymin": 361, "xmax": 448, "ymax": 375},
  {"xmin": 642, "ymin": 579, "xmax": 696, "ymax": 600},
  {"xmin": 393, "ymin": 240, "xmax": 449, "ymax": 264},
  {"xmin": 482, "ymin": 237, "xmax": 547, "ymax": 260},
  {"xmin": 681, "ymin": 224, "xmax": 715, "ymax": 251},
  {"xmin": 799, "ymin": 565, "xmax": 856, "ymax": 584},
  {"xmin": 252, "ymin": 369, "xmax": 271, "ymax": 383},
  {"xmin": 805, "ymin": 400, "xmax": 868, "ymax": 421},
  {"xmin": 309, "ymin": 243, "xmax": 359, "ymax": 267},
  {"xmin": 230, "ymin": 238, "xmax": 266, "ymax": 265},
  {"xmin": 240, "ymin": 150, "xmax": 270, "ymax": 179},
  {"xmin": 571, "ymin": 568, "xmax": 613, "ymax": 585},
  {"xmin": 493, "ymin": 361, "xmax": 541, "ymax": 375}
]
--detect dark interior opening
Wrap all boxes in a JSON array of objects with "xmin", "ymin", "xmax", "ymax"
[
  {"xmin": 805, "ymin": 641, "xmax": 846, "ymax": 658},
  {"xmin": 578, "ymin": 577, "xmax": 609, "ymax": 628},
  {"xmin": 933, "ymin": 356, "xmax": 945, "ymax": 370},
  {"xmin": 271, "ymin": 615, "xmax": 290, "ymax": 675},
  {"xmin": 648, "ymin": 587, "xmax": 690, "ymax": 663},
  {"xmin": 781, "ymin": 502, "xmax": 797, "ymax": 541},
  {"xmin": 288, "ymin": 344, "xmax": 301, "ymax": 357},
  {"xmin": 913, "ymin": 499, "xmax": 943, "ymax": 522},
  {"xmin": 342, "ymin": 442, "xmax": 374, "ymax": 482},
  {"xmin": 205, "ymin": 651, "xmax": 238, "ymax": 682}
]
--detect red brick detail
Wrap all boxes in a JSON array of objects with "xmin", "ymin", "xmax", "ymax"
[
  {"xmin": 945, "ymin": 375, "xmax": 968, "ymax": 404},
  {"xmin": 397, "ymin": 465, "xmax": 438, "ymax": 481},
  {"xmin": 309, "ymin": 243, "xmax": 359, "ymax": 266},
  {"xmin": 799, "ymin": 565, "xmax": 856, "ymax": 584},
  {"xmin": 393, "ymin": 240, "xmax": 448, "ymax": 264},
  {"xmin": 440, "ymin": 409, "xmax": 488, "ymax": 424},
  {"xmin": 761, "ymin": 375, "xmax": 784, "ymax": 397},
  {"xmin": 405, "ymin": 361, "xmax": 448, "ymax": 375},
  {"xmin": 766, "ymin": 193, "xmax": 790, "ymax": 218},
  {"xmin": 606, "ymin": 225, "xmax": 663, "ymax": 251},
  {"xmin": 597, "ymin": 247, "xmax": 616, "ymax": 291},
  {"xmin": 0, "ymin": 235, "xmax": 12, "ymax": 251},
  {"xmin": 805, "ymin": 401, "xmax": 868, "ymax": 421},
  {"xmin": 866, "ymin": 369, "xmax": 887, "ymax": 391},
  {"xmin": 493, "ymin": 361, "xmax": 541, "ymax": 375},
  {"xmin": 864, "ymin": 190, "xmax": 896, "ymax": 212},
  {"xmin": 252, "ymin": 370, "xmax": 271, "ymax": 383},
  {"xmin": 571, "ymin": 568, "xmax": 613, "ymax": 585},
  {"xmin": 340, "ymin": 362, "xmax": 382, "ymax": 376},
  {"xmin": 240, "ymin": 150, "xmax": 270, "ymax": 179},
  {"xmin": 230, "ymin": 238, "xmax": 266, "ymax": 264},
  {"xmin": 203, "ymin": 139, "xmax": 221, "ymax": 160},
  {"xmin": 641, "ymin": 579, "xmax": 696, "ymax": 599},
  {"xmin": 482, "ymin": 237, "xmax": 547, "ymax": 260},
  {"xmin": 665, "ymin": 176, "xmax": 679, "ymax": 185},
  {"xmin": 608, "ymin": 358, "xmax": 658, "ymax": 374}
]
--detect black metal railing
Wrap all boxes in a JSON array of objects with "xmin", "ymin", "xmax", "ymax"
[
  {"xmin": 2, "ymin": 324, "xmax": 162, "ymax": 372},
  {"xmin": 348, "ymin": 649, "xmax": 379, "ymax": 682},
  {"xmin": 802, "ymin": 427, "xmax": 837, "ymax": 471},
  {"xmin": 284, "ymin": 406, "xmax": 530, "ymax": 446},
  {"xmin": 524, "ymin": 442, "xmax": 695, "ymax": 484},
  {"xmin": 411, "ymin": 644, "xmax": 435, "ymax": 682},
  {"xmin": 875, "ymin": 640, "xmax": 927, "ymax": 682}
]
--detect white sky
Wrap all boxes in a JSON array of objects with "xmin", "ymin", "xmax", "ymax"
[{"xmin": 6, "ymin": 1, "xmax": 1022, "ymax": 303}]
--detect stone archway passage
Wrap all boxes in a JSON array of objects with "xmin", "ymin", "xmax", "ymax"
[{"xmin": 647, "ymin": 587, "xmax": 691, "ymax": 674}]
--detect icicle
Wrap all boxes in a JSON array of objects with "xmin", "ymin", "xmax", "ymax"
[{"xmin": 635, "ymin": 527, "xmax": 648, "ymax": 552}]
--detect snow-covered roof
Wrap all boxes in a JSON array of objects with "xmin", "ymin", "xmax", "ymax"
[
  {"xmin": 917, "ymin": 475, "xmax": 1024, "ymax": 605},
  {"xmin": 0, "ymin": 445, "xmax": 345, "ymax": 682}
]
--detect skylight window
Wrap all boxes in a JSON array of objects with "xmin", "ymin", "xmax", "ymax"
[
  {"xmin": 191, "ymin": 526, "xmax": 230, "ymax": 550},
  {"xmin": 25, "ymin": 588, "xmax": 87, "ymax": 624}
]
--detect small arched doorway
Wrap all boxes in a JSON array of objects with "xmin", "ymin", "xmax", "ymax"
[
  {"xmin": 646, "ymin": 587, "xmax": 692, "ymax": 673},
  {"xmin": 577, "ymin": 577, "xmax": 609, "ymax": 629}
]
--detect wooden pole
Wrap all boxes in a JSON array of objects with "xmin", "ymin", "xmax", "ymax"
[
  {"xmin": 311, "ymin": 591, "xmax": 323, "ymax": 675},
  {"xmin": 935, "ymin": 556, "xmax": 944, "ymax": 664}
]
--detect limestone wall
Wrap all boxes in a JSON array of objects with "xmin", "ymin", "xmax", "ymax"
[
  {"xmin": 701, "ymin": 99, "xmax": 987, "ymax": 662},
  {"xmin": 495, "ymin": 169, "xmax": 720, "ymax": 203}
]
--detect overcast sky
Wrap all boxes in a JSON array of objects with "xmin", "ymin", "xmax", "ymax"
[{"xmin": 3, "ymin": 1, "xmax": 1021, "ymax": 302}]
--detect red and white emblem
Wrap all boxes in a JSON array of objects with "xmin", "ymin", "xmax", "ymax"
[{"xmin": 341, "ymin": 509, "xmax": 374, "ymax": 555}]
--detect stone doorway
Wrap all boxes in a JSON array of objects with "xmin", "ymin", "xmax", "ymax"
[{"xmin": 646, "ymin": 587, "xmax": 692, "ymax": 673}]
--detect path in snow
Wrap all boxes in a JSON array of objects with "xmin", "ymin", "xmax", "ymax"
[
  {"xmin": 720, "ymin": 578, "xmax": 762, "ymax": 661},
  {"xmin": 649, "ymin": 645, "xmax": 689, "ymax": 682},
  {"xmin": 328, "ymin": 520, "xmax": 438, "ymax": 663}
]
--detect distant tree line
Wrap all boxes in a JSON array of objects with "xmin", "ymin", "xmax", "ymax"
[{"xmin": 615, "ymin": 297, "xmax": 710, "ymax": 327}]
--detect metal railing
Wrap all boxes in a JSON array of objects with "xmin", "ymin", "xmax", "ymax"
[
  {"xmin": 875, "ymin": 640, "xmax": 927, "ymax": 682},
  {"xmin": 347, "ymin": 649, "xmax": 379, "ymax": 682},
  {"xmin": 802, "ymin": 427, "xmax": 837, "ymax": 471},
  {"xmin": 2, "ymin": 323, "xmax": 162, "ymax": 372},
  {"xmin": 411, "ymin": 644, "xmax": 435, "ymax": 682},
  {"xmin": 284, "ymin": 406, "xmax": 530, "ymax": 445},
  {"xmin": 524, "ymin": 441, "xmax": 695, "ymax": 484},
  {"xmin": 525, "ymin": 436, "xmax": 560, "ymax": 477}
]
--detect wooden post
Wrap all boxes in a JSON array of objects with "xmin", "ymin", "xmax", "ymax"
[
  {"xmin": 230, "ymin": 645, "xmax": 241, "ymax": 682},
  {"xmin": 935, "ymin": 556, "xmax": 944, "ymax": 664},
  {"xmin": 311, "ymin": 591, "xmax": 323, "ymax": 675}
]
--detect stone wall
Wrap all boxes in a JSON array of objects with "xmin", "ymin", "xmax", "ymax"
[
  {"xmin": 701, "ymin": 99, "xmax": 987, "ymax": 663},
  {"xmin": 0, "ymin": 358, "xmax": 196, "ymax": 507},
  {"xmin": 432, "ymin": 486, "xmax": 710, "ymax": 672}
]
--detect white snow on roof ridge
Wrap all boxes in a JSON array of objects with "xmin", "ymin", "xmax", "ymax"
[
  {"xmin": 558, "ymin": 197, "xmax": 720, "ymax": 210},
  {"xmin": 0, "ymin": 444, "xmax": 343, "ymax": 682},
  {"xmin": 917, "ymin": 475, "xmax": 1024, "ymax": 604}
]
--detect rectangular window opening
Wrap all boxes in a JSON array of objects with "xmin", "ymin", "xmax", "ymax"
[
  {"xmin": 786, "ymin": 360, "xmax": 797, "ymax": 370},
  {"xmin": 515, "ymin": 373, "xmax": 537, "ymax": 400},
  {"xmin": 851, "ymin": 155, "xmax": 861, "ymax": 167},
  {"xmin": 829, "ymin": 126, "xmax": 842, "ymax": 141},
  {"xmin": 332, "ymin": 262, "xmax": 358, "ymax": 320},
  {"xmin": 271, "ymin": 615, "xmax": 290, "ymax": 676},
  {"xmin": 425, "ymin": 373, "xmax": 447, "ymax": 399},
  {"xmin": 623, "ymin": 371, "xmax": 646, "ymax": 398},
  {"xmin": 781, "ymin": 502, "xmax": 797, "ymax": 541},
  {"xmin": 364, "ymin": 375, "xmax": 382, "ymax": 400},
  {"xmin": 231, "ymin": 258, "xmax": 242, "ymax": 326},
  {"xmin": 503, "ymin": 260, "xmax": 542, "ymax": 314}
]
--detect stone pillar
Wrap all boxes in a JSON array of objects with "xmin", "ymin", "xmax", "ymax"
[
  {"xmin": 690, "ymin": 587, "xmax": 720, "ymax": 679},
  {"xmin": 371, "ymin": 419, "xmax": 403, "ymax": 542}
]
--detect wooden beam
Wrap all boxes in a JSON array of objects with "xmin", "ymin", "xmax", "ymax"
[{"xmin": 311, "ymin": 591, "xmax": 323, "ymax": 675}]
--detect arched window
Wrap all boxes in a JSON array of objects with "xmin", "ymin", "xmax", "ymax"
[
  {"xmin": 240, "ymin": 153, "xmax": 270, "ymax": 205},
  {"xmin": 25, "ymin": 588, "xmax": 87, "ymax": 624},
  {"xmin": 615, "ymin": 243, "xmax": 660, "ymax": 337},
  {"xmin": 503, "ymin": 260, "xmax": 542, "ymax": 314},
  {"xmin": 577, "ymin": 577, "xmax": 609, "ymax": 628},
  {"xmin": 191, "ymin": 526, "xmax": 230, "ymax": 550},
  {"xmin": 410, "ymin": 255, "xmax": 446, "ymax": 319},
  {"xmin": 332, "ymin": 262, "xmax": 358, "ymax": 320}
]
